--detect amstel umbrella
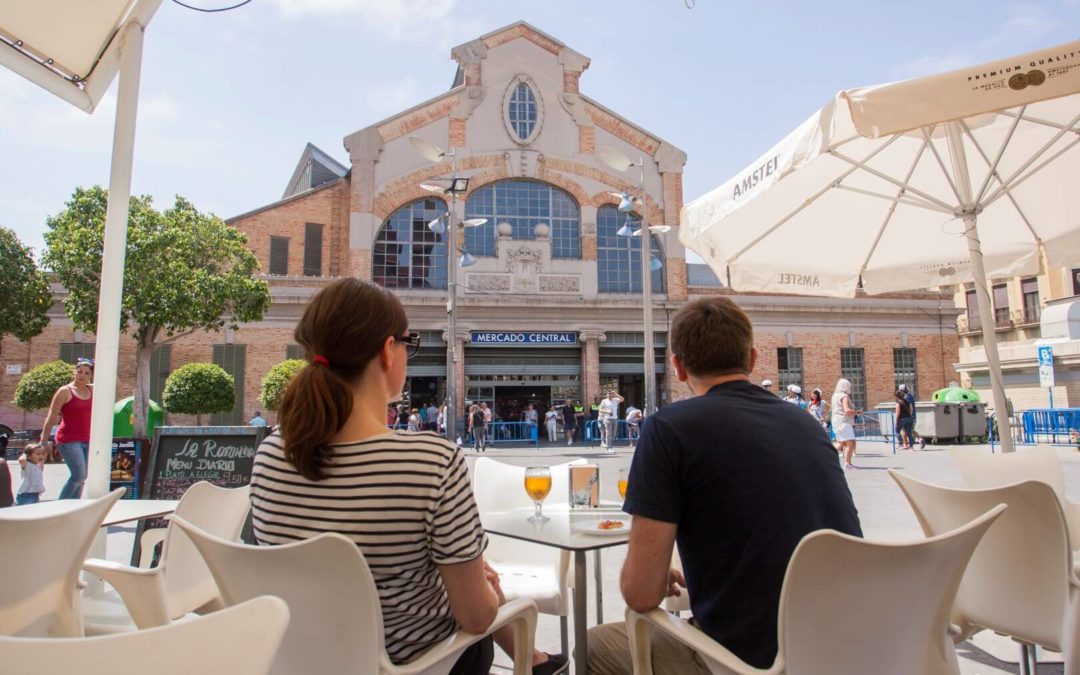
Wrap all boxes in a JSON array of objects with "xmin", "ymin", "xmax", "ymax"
[{"xmin": 681, "ymin": 40, "xmax": 1080, "ymax": 452}]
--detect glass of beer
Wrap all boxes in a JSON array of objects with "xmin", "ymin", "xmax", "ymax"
[
  {"xmin": 618, "ymin": 468, "xmax": 629, "ymax": 501},
  {"xmin": 524, "ymin": 466, "xmax": 552, "ymax": 523}
]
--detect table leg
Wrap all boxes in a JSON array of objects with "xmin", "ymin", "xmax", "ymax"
[
  {"xmin": 593, "ymin": 549, "xmax": 603, "ymax": 622},
  {"xmin": 573, "ymin": 550, "xmax": 588, "ymax": 674}
]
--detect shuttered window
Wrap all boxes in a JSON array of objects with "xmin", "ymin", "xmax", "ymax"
[
  {"xmin": 303, "ymin": 223, "xmax": 323, "ymax": 277},
  {"xmin": 150, "ymin": 344, "xmax": 172, "ymax": 406},
  {"xmin": 269, "ymin": 236, "xmax": 289, "ymax": 276},
  {"xmin": 211, "ymin": 344, "xmax": 246, "ymax": 426},
  {"xmin": 59, "ymin": 343, "xmax": 96, "ymax": 363},
  {"xmin": 286, "ymin": 344, "xmax": 302, "ymax": 360}
]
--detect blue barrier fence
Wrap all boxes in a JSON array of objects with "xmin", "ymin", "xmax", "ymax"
[
  {"xmin": 853, "ymin": 411, "xmax": 897, "ymax": 453},
  {"xmin": 386, "ymin": 421, "xmax": 539, "ymax": 447},
  {"xmin": 1020, "ymin": 408, "xmax": 1080, "ymax": 445},
  {"xmin": 583, "ymin": 419, "xmax": 640, "ymax": 448}
]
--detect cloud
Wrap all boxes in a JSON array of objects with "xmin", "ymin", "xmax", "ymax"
[{"xmin": 269, "ymin": 0, "xmax": 459, "ymax": 39}]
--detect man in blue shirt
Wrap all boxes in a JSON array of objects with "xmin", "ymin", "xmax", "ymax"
[{"xmin": 587, "ymin": 297, "xmax": 862, "ymax": 674}]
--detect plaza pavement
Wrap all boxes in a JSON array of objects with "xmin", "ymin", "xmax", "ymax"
[{"xmin": 18, "ymin": 438, "xmax": 1078, "ymax": 673}]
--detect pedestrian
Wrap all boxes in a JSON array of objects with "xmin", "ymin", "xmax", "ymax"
[
  {"xmin": 544, "ymin": 406, "xmax": 559, "ymax": 443},
  {"xmin": 830, "ymin": 379, "xmax": 860, "ymax": 469},
  {"xmin": 38, "ymin": 357, "xmax": 94, "ymax": 499},
  {"xmin": 894, "ymin": 389, "xmax": 915, "ymax": 450},
  {"xmin": 898, "ymin": 384, "xmax": 925, "ymax": 449},
  {"xmin": 562, "ymin": 399, "xmax": 578, "ymax": 446},
  {"xmin": 625, "ymin": 405, "xmax": 643, "ymax": 445},
  {"xmin": 386, "ymin": 404, "xmax": 398, "ymax": 428},
  {"xmin": 481, "ymin": 401, "xmax": 493, "ymax": 437},
  {"xmin": 248, "ymin": 411, "xmax": 268, "ymax": 427},
  {"xmin": 783, "ymin": 385, "xmax": 806, "ymax": 409},
  {"xmin": 760, "ymin": 379, "xmax": 774, "ymax": 394},
  {"xmin": 408, "ymin": 408, "xmax": 420, "ymax": 432},
  {"xmin": 523, "ymin": 403, "xmax": 539, "ymax": 430},
  {"xmin": 418, "ymin": 404, "xmax": 428, "ymax": 430},
  {"xmin": 397, "ymin": 405, "xmax": 409, "ymax": 428},
  {"xmin": 573, "ymin": 401, "xmax": 585, "ymax": 441},
  {"xmin": 598, "ymin": 390, "xmax": 624, "ymax": 451},
  {"xmin": 586, "ymin": 296, "xmax": 861, "ymax": 673},
  {"xmin": 426, "ymin": 402, "xmax": 439, "ymax": 432},
  {"xmin": 248, "ymin": 279, "xmax": 564, "ymax": 673},
  {"xmin": 16, "ymin": 442, "xmax": 48, "ymax": 505},
  {"xmin": 807, "ymin": 388, "xmax": 829, "ymax": 431},
  {"xmin": 469, "ymin": 404, "xmax": 487, "ymax": 452}
]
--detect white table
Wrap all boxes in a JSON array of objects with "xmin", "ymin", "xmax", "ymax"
[
  {"xmin": 0, "ymin": 498, "xmax": 179, "ymax": 525},
  {"xmin": 482, "ymin": 505, "xmax": 630, "ymax": 674}
]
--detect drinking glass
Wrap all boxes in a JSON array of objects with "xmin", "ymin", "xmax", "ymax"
[
  {"xmin": 524, "ymin": 466, "xmax": 552, "ymax": 523},
  {"xmin": 617, "ymin": 468, "xmax": 629, "ymax": 501}
]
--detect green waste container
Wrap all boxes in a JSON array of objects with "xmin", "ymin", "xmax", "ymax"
[
  {"xmin": 931, "ymin": 387, "xmax": 981, "ymax": 403},
  {"xmin": 113, "ymin": 397, "xmax": 164, "ymax": 438}
]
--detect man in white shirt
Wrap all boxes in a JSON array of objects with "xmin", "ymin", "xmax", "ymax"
[
  {"xmin": 625, "ymin": 406, "xmax": 643, "ymax": 446},
  {"xmin": 598, "ymin": 390, "xmax": 624, "ymax": 451}
]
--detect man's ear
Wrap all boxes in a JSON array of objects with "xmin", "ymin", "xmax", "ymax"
[
  {"xmin": 672, "ymin": 354, "xmax": 689, "ymax": 383},
  {"xmin": 748, "ymin": 347, "xmax": 758, "ymax": 373}
]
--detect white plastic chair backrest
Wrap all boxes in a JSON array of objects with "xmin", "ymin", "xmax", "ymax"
[
  {"xmin": 0, "ymin": 488, "xmax": 124, "ymax": 637},
  {"xmin": 0, "ymin": 595, "xmax": 289, "ymax": 675},
  {"xmin": 472, "ymin": 458, "xmax": 582, "ymax": 564},
  {"xmin": 778, "ymin": 504, "xmax": 1004, "ymax": 675},
  {"xmin": 172, "ymin": 516, "xmax": 384, "ymax": 675},
  {"xmin": 890, "ymin": 471, "xmax": 1072, "ymax": 650},
  {"xmin": 951, "ymin": 447, "xmax": 1068, "ymax": 505},
  {"xmin": 160, "ymin": 481, "xmax": 251, "ymax": 618}
]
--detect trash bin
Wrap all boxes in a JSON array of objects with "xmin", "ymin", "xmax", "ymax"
[
  {"xmin": 113, "ymin": 397, "xmax": 164, "ymax": 439},
  {"xmin": 957, "ymin": 402, "xmax": 988, "ymax": 442},
  {"xmin": 932, "ymin": 387, "xmax": 981, "ymax": 403},
  {"xmin": 914, "ymin": 402, "xmax": 960, "ymax": 443}
]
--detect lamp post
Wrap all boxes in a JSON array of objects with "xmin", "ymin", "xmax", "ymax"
[
  {"xmin": 599, "ymin": 147, "xmax": 670, "ymax": 416},
  {"xmin": 410, "ymin": 137, "xmax": 483, "ymax": 443}
]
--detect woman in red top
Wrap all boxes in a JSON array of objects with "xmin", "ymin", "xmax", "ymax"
[{"xmin": 39, "ymin": 358, "xmax": 94, "ymax": 499}]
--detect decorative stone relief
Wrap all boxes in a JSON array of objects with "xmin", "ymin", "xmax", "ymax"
[
  {"xmin": 506, "ymin": 245, "xmax": 544, "ymax": 292},
  {"xmin": 539, "ymin": 276, "xmax": 580, "ymax": 293},
  {"xmin": 467, "ymin": 274, "xmax": 510, "ymax": 292},
  {"xmin": 581, "ymin": 221, "xmax": 597, "ymax": 235}
]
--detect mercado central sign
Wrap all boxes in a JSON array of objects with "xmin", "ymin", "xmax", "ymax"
[{"xmin": 470, "ymin": 331, "xmax": 579, "ymax": 345}]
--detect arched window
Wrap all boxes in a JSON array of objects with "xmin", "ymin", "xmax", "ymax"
[
  {"xmin": 372, "ymin": 199, "xmax": 448, "ymax": 289},
  {"xmin": 464, "ymin": 180, "xmax": 580, "ymax": 259},
  {"xmin": 508, "ymin": 82, "xmax": 538, "ymax": 141},
  {"xmin": 597, "ymin": 205, "xmax": 665, "ymax": 294}
]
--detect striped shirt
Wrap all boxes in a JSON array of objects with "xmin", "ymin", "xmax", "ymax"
[{"xmin": 250, "ymin": 430, "xmax": 488, "ymax": 664}]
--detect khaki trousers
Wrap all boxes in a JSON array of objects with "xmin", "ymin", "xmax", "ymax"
[{"xmin": 586, "ymin": 621, "xmax": 712, "ymax": 675}]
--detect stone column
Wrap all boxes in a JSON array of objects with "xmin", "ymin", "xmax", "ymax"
[
  {"xmin": 579, "ymin": 330, "xmax": 606, "ymax": 409},
  {"xmin": 343, "ymin": 127, "xmax": 384, "ymax": 280}
]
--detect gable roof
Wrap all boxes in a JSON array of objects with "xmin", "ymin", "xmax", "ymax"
[{"xmin": 283, "ymin": 143, "xmax": 349, "ymax": 199}]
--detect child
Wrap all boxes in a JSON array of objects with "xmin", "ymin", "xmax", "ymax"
[{"xmin": 17, "ymin": 442, "xmax": 47, "ymax": 505}]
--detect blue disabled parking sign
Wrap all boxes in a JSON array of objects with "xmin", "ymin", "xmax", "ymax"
[{"xmin": 1038, "ymin": 345, "xmax": 1055, "ymax": 388}]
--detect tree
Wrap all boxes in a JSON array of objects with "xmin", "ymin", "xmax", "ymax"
[
  {"xmin": 43, "ymin": 186, "xmax": 270, "ymax": 437},
  {"xmin": 13, "ymin": 360, "xmax": 74, "ymax": 412},
  {"xmin": 0, "ymin": 226, "xmax": 51, "ymax": 342},
  {"xmin": 260, "ymin": 359, "xmax": 306, "ymax": 412},
  {"xmin": 161, "ymin": 363, "xmax": 235, "ymax": 426}
]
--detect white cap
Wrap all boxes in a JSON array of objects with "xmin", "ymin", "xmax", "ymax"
[
  {"xmin": 898, "ymin": 383, "xmax": 908, "ymax": 390},
  {"xmin": 789, "ymin": 385, "xmax": 802, "ymax": 394},
  {"xmin": 762, "ymin": 379, "xmax": 773, "ymax": 387}
]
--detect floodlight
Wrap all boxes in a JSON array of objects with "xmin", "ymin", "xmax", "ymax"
[{"xmin": 460, "ymin": 251, "xmax": 477, "ymax": 267}]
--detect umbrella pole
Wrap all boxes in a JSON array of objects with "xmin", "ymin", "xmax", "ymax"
[{"xmin": 945, "ymin": 121, "xmax": 1015, "ymax": 452}]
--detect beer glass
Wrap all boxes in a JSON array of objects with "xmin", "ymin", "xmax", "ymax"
[
  {"xmin": 617, "ymin": 468, "xmax": 629, "ymax": 500},
  {"xmin": 524, "ymin": 466, "xmax": 552, "ymax": 523}
]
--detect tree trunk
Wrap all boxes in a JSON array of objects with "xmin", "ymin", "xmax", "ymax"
[{"xmin": 132, "ymin": 327, "xmax": 158, "ymax": 439}]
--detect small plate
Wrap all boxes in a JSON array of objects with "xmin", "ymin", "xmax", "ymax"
[{"xmin": 574, "ymin": 519, "xmax": 631, "ymax": 536}]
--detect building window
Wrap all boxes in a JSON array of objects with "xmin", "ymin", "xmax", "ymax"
[
  {"xmin": 303, "ymin": 223, "xmax": 323, "ymax": 277},
  {"xmin": 840, "ymin": 347, "xmax": 866, "ymax": 411},
  {"xmin": 1021, "ymin": 278, "xmax": 1041, "ymax": 324},
  {"xmin": 372, "ymin": 199, "xmax": 448, "ymax": 289},
  {"xmin": 992, "ymin": 283, "xmax": 1009, "ymax": 326},
  {"xmin": 1072, "ymin": 269, "xmax": 1080, "ymax": 296},
  {"xmin": 59, "ymin": 342, "xmax": 95, "ymax": 364},
  {"xmin": 965, "ymin": 289, "xmax": 980, "ymax": 330},
  {"xmin": 286, "ymin": 344, "xmax": 302, "ymax": 360},
  {"xmin": 211, "ymin": 344, "xmax": 246, "ymax": 426},
  {"xmin": 893, "ymin": 348, "xmax": 917, "ymax": 397},
  {"xmin": 150, "ymin": 345, "xmax": 172, "ymax": 406},
  {"xmin": 597, "ymin": 205, "xmax": 664, "ymax": 294},
  {"xmin": 508, "ymin": 83, "xmax": 537, "ymax": 140},
  {"xmin": 464, "ymin": 180, "xmax": 580, "ymax": 259},
  {"xmin": 777, "ymin": 347, "xmax": 803, "ymax": 392},
  {"xmin": 269, "ymin": 236, "xmax": 289, "ymax": 276}
]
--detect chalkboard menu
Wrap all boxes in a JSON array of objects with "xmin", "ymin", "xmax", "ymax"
[{"xmin": 132, "ymin": 425, "xmax": 267, "ymax": 564}]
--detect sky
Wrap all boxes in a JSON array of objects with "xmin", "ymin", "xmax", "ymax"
[{"xmin": 2, "ymin": 0, "xmax": 1078, "ymax": 258}]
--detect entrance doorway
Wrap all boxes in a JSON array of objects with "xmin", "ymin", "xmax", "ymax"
[{"xmin": 495, "ymin": 385, "xmax": 551, "ymax": 423}]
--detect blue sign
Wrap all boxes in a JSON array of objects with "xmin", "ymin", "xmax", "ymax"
[
  {"xmin": 1038, "ymin": 345, "xmax": 1055, "ymax": 388},
  {"xmin": 470, "ymin": 331, "xmax": 578, "ymax": 345},
  {"xmin": 1038, "ymin": 345, "xmax": 1054, "ymax": 367}
]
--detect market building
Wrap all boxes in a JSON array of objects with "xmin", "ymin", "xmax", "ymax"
[{"xmin": 0, "ymin": 21, "xmax": 961, "ymax": 433}]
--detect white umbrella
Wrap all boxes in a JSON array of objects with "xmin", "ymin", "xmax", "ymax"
[{"xmin": 681, "ymin": 39, "xmax": 1080, "ymax": 452}]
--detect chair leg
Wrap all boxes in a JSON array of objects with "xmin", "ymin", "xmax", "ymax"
[
  {"xmin": 1019, "ymin": 643, "xmax": 1035, "ymax": 675},
  {"xmin": 559, "ymin": 616, "xmax": 569, "ymax": 657}
]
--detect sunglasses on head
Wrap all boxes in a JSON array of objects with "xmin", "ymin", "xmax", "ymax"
[
  {"xmin": 395, "ymin": 332, "xmax": 421, "ymax": 358},
  {"xmin": 76, "ymin": 358, "xmax": 94, "ymax": 367}
]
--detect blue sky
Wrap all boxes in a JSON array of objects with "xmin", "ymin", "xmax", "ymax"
[{"xmin": 2, "ymin": 0, "xmax": 1078, "ymax": 256}]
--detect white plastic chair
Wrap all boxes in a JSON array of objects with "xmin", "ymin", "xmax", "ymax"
[
  {"xmin": 80, "ymin": 481, "xmax": 251, "ymax": 632},
  {"xmin": 0, "ymin": 488, "xmax": 124, "ymax": 637},
  {"xmin": 472, "ymin": 457, "xmax": 582, "ymax": 655},
  {"xmin": 891, "ymin": 470, "xmax": 1080, "ymax": 675},
  {"xmin": 950, "ymin": 446, "xmax": 1080, "ymax": 547},
  {"xmin": 0, "ymin": 595, "xmax": 289, "ymax": 675},
  {"xmin": 626, "ymin": 504, "xmax": 1005, "ymax": 675},
  {"xmin": 171, "ymin": 516, "xmax": 538, "ymax": 675}
]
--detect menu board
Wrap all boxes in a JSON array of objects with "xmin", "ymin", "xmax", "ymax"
[{"xmin": 132, "ymin": 425, "xmax": 266, "ymax": 564}]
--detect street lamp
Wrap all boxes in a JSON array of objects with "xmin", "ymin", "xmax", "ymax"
[
  {"xmin": 599, "ymin": 146, "xmax": 668, "ymax": 416},
  {"xmin": 409, "ymin": 136, "xmax": 486, "ymax": 442}
]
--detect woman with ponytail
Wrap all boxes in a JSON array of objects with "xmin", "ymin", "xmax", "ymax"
[{"xmin": 249, "ymin": 279, "xmax": 564, "ymax": 675}]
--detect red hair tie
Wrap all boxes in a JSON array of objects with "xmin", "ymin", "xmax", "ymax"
[{"xmin": 312, "ymin": 355, "xmax": 329, "ymax": 366}]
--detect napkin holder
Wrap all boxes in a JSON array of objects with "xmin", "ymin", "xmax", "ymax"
[{"xmin": 569, "ymin": 464, "xmax": 600, "ymax": 509}]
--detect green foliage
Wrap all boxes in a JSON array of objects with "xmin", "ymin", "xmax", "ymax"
[
  {"xmin": 260, "ymin": 359, "xmax": 307, "ymax": 412},
  {"xmin": 161, "ymin": 363, "xmax": 235, "ymax": 417},
  {"xmin": 0, "ymin": 226, "xmax": 51, "ymax": 341},
  {"xmin": 13, "ymin": 360, "xmax": 74, "ymax": 411}
]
